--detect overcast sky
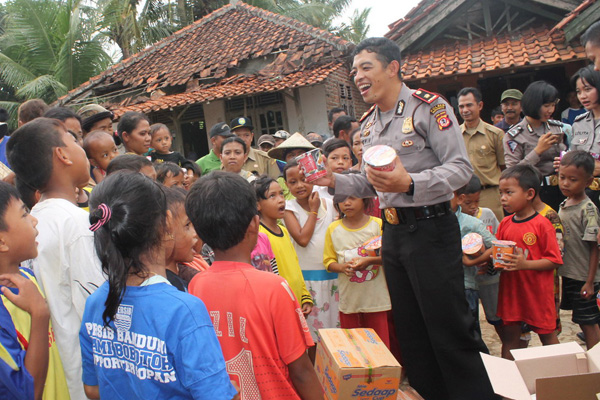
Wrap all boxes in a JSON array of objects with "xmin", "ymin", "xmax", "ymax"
[{"xmin": 339, "ymin": 0, "xmax": 422, "ymax": 37}]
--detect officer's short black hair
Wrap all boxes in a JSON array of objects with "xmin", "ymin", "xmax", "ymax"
[
  {"xmin": 582, "ymin": 21, "xmax": 600, "ymax": 48},
  {"xmin": 333, "ymin": 115, "xmax": 357, "ymax": 138},
  {"xmin": 570, "ymin": 65, "xmax": 600, "ymax": 105},
  {"xmin": 457, "ymin": 87, "xmax": 482, "ymax": 103},
  {"xmin": 491, "ymin": 107, "xmax": 503, "ymax": 118},
  {"xmin": 560, "ymin": 150, "xmax": 595, "ymax": 178},
  {"xmin": 328, "ymin": 107, "xmax": 345, "ymax": 123},
  {"xmin": 456, "ymin": 175, "xmax": 482, "ymax": 196},
  {"xmin": 521, "ymin": 81, "xmax": 559, "ymax": 120},
  {"xmin": 353, "ymin": 37, "xmax": 402, "ymax": 79},
  {"xmin": 500, "ymin": 165, "xmax": 541, "ymax": 198}
]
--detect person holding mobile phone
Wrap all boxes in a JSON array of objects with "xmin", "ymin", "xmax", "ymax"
[{"xmin": 503, "ymin": 81, "xmax": 567, "ymax": 211}]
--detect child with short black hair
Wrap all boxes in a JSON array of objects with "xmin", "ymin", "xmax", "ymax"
[
  {"xmin": 150, "ymin": 124, "xmax": 192, "ymax": 169},
  {"xmin": 452, "ymin": 176, "xmax": 502, "ymax": 338},
  {"xmin": 106, "ymin": 154, "xmax": 156, "ymax": 180},
  {"xmin": 0, "ymin": 181, "xmax": 69, "ymax": 400},
  {"xmin": 187, "ymin": 171, "xmax": 322, "ymax": 399},
  {"xmin": 283, "ymin": 160, "xmax": 339, "ymax": 349},
  {"xmin": 456, "ymin": 174, "xmax": 500, "ymax": 235},
  {"xmin": 557, "ymin": 150, "xmax": 600, "ymax": 349},
  {"xmin": 324, "ymin": 192, "xmax": 392, "ymax": 348},
  {"xmin": 83, "ymin": 130, "xmax": 119, "ymax": 184},
  {"xmin": 80, "ymin": 171, "xmax": 236, "ymax": 399},
  {"xmin": 497, "ymin": 165, "xmax": 563, "ymax": 359},
  {"xmin": 163, "ymin": 186, "xmax": 199, "ymax": 289},
  {"xmin": 6, "ymin": 117, "xmax": 105, "ymax": 398},
  {"xmin": 155, "ymin": 161, "xmax": 185, "ymax": 188},
  {"xmin": 253, "ymin": 175, "xmax": 314, "ymax": 315}
]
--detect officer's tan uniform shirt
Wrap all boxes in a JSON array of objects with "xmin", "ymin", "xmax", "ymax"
[
  {"xmin": 461, "ymin": 119, "xmax": 505, "ymax": 186},
  {"xmin": 243, "ymin": 147, "xmax": 280, "ymax": 179},
  {"xmin": 335, "ymin": 83, "xmax": 473, "ymax": 208},
  {"xmin": 571, "ymin": 111, "xmax": 600, "ymax": 156},
  {"xmin": 503, "ymin": 119, "xmax": 566, "ymax": 176}
]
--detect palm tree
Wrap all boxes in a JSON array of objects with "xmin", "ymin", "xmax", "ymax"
[
  {"xmin": 96, "ymin": 0, "xmax": 178, "ymax": 60},
  {"xmin": 335, "ymin": 7, "xmax": 371, "ymax": 43},
  {"xmin": 0, "ymin": 0, "xmax": 112, "ymax": 126}
]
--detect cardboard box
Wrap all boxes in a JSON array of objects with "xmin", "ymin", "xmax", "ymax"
[
  {"xmin": 481, "ymin": 342, "xmax": 600, "ymax": 400},
  {"xmin": 315, "ymin": 328, "xmax": 401, "ymax": 400}
]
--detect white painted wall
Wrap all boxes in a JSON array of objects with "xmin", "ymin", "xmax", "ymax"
[
  {"xmin": 203, "ymin": 100, "xmax": 226, "ymax": 149},
  {"xmin": 284, "ymin": 84, "xmax": 328, "ymax": 136}
]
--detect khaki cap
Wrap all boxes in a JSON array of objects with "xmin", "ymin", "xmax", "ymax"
[{"xmin": 500, "ymin": 89, "xmax": 523, "ymax": 102}]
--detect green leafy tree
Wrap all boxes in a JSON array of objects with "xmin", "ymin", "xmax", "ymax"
[
  {"xmin": 0, "ymin": 0, "xmax": 112, "ymax": 125},
  {"xmin": 335, "ymin": 7, "xmax": 371, "ymax": 43},
  {"xmin": 97, "ymin": 0, "xmax": 178, "ymax": 60}
]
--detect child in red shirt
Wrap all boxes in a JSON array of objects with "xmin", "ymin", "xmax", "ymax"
[
  {"xmin": 187, "ymin": 171, "xmax": 322, "ymax": 400},
  {"xmin": 497, "ymin": 165, "xmax": 563, "ymax": 359}
]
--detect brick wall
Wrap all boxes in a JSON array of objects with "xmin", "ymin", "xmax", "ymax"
[{"xmin": 324, "ymin": 65, "xmax": 369, "ymax": 120}]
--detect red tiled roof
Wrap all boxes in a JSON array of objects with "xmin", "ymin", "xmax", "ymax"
[
  {"xmin": 106, "ymin": 62, "xmax": 344, "ymax": 117},
  {"xmin": 550, "ymin": 0, "xmax": 596, "ymax": 33},
  {"xmin": 401, "ymin": 27, "xmax": 585, "ymax": 81},
  {"xmin": 385, "ymin": 0, "xmax": 443, "ymax": 42},
  {"xmin": 60, "ymin": 2, "xmax": 349, "ymax": 106}
]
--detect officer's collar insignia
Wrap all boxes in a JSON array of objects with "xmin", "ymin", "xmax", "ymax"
[
  {"xmin": 526, "ymin": 124, "xmax": 533, "ymax": 133},
  {"xmin": 396, "ymin": 100, "xmax": 405, "ymax": 116}
]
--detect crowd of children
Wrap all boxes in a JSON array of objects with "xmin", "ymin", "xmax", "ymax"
[{"xmin": 1, "ymin": 92, "xmax": 600, "ymax": 400}]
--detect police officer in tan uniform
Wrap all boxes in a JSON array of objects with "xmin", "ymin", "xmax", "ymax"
[
  {"xmin": 315, "ymin": 38, "xmax": 496, "ymax": 400},
  {"xmin": 230, "ymin": 117, "xmax": 280, "ymax": 179},
  {"xmin": 503, "ymin": 81, "xmax": 566, "ymax": 211},
  {"xmin": 458, "ymin": 87, "xmax": 506, "ymax": 220}
]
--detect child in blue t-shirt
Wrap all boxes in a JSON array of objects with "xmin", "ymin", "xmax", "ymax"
[
  {"xmin": 79, "ymin": 171, "xmax": 237, "ymax": 400},
  {"xmin": 0, "ymin": 180, "xmax": 61, "ymax": 400}
]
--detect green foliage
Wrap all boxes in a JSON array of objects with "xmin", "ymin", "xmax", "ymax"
[
  {"xmin": 335, "ymin": 7, "xmax": 371, "ymax": 43},
  {"xmin": 0, "ymin": 0, "xmax": 112, "ymax": 127}
]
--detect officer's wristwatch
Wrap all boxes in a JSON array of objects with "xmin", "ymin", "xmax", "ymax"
[{"xmin": 407, "ymin": 179, "xmax": 415, "ymax": 195}]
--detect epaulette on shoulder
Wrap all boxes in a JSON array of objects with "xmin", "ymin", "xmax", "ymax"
[
  {"xmin": 359, "ymin": 105, "xmax": 376, "ymax": 123},
  {"xmin": 507, "ymin": 125, "xmax": 523, "ymax": 138},
  {"xmin": 412, "ymin": 88, "xmax": 439, "ymax": 104},
  {"xmin": 547, "ymin": 119, "xmax": 562, "ymax": 126},
  {"xmin": 574, "ymin": 112, "xmax": 589, "ymax": 123}
]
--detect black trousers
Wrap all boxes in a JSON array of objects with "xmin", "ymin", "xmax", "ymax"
[{"xmin": 381, "ymin": 212, "xmax": 498, "ymax": 400}]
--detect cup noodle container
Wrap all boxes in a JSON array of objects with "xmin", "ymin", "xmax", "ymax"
[
  {"xmin": 462, "ymin": 233, "xmax": 483, "ymax": 256},
  {"xmin": 363, "ymin": 145, "xmax": 396, "ymax": 171},
  {"xmin": 295, "ymin": 148, "xmax": 327, "ymax": 183},
  {"xmin": 492, "ymin": 240, "xmax": 516, "ymax": 269},
  {"xmin": 358, "ymin": 236, "xmax": 382, "ymax": 257}
]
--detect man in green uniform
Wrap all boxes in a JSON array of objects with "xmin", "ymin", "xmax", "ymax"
[{"xmin": 196, "ymin": 122, "xmax": 233, "ymax": 175}]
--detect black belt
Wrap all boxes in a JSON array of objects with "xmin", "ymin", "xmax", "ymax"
[
  {"xmin": 383, "ymin": 201, "xmax": 452, "ymax": 225},
  {"xmin": 481, "ymin": 184, "xmax": 498, "ymax": 190}
]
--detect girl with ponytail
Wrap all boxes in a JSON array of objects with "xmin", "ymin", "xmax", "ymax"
[{"xmin": 79, "ymin": 171, "xmax": 237, "ymax": 400}]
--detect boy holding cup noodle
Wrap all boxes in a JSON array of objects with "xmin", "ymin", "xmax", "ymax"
[
  {"xmin": 496, "ymin": 165, "xmax": 563, "ymax": 360},
  {"xmin": 451, "ymin": 180, "xmax": 503, "ymax": 339}
]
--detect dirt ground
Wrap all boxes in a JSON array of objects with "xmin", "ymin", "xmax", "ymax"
[
  {"xmin": 480, "ymin": 305, "xmax": 584, "ymax": 356},
  {"xmin": 398, "ymin": 306, "xmax": 585, "ymax": 399}
]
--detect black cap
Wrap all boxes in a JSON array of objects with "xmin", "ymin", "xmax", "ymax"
[
  {"xmin": 209, "ymin": 122, "xmax": 234, "ymax": 138},
  {"xmin": 230, "ymin": 117, "xmax": 254, "ymax": 131}
]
